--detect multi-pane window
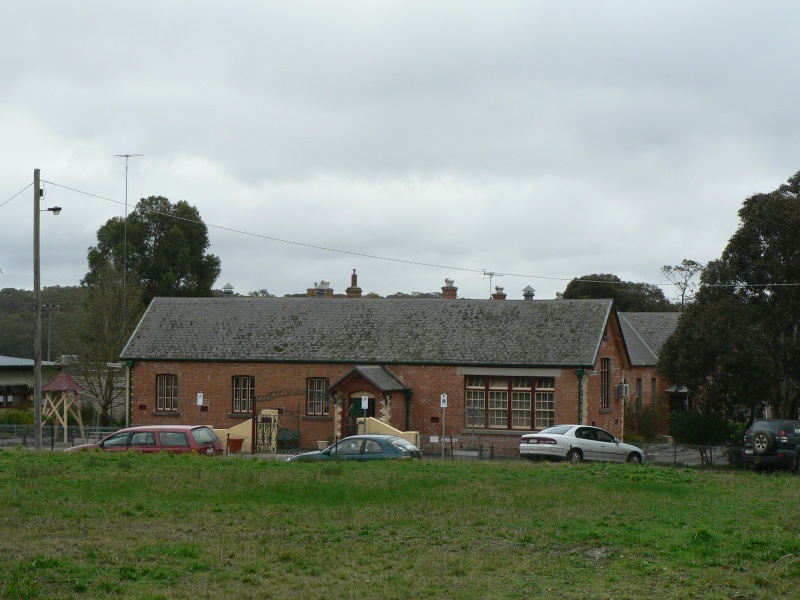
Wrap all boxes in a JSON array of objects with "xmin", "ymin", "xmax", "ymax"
[
  {"xmin": 511, "ymin": 377, "xmax": 532, "ymax": 428},
  {"xmin": 635, "ymin": 378, "xmax": 643, "ymax": 413},
  {"xmin": 534, "ymin": 377, "xmax": 555, "ymax": 429},
  {"xmin": 307, "ymin": 378, "xmax": 330, "ymax": 415},
  {"xmin": 488, "ymin": 377, "xmax": 508, "ymax": 427},
  {"xmin": 600, "ymin": 358, "xmax": 611, "ymax": 409},
  {"xmin": 156, "ymin": 374, "xmax": 178, "ymax": 411},
  {"xmin": 465, "ymin": 376, "xmax": 553, "ymax": 430},
  {"xmin": 232, "ymin": 376, "xmax": 255, "ymax": 414},
  {"xmin": 465, "ymin": 376, "xmax": 486, "ymax": 427}
]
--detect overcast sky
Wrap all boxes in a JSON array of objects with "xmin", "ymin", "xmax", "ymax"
[{"xmin": 2, "ymin": 1, "xmax": 799, "ymax": 301}]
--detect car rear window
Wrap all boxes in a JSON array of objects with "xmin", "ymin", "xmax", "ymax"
[
  {"xmin": 752, "ymin": 420, "xmax": 784, "ymax": 434},
  {"xmin": 191, "ymin": 427, "xmax": 219, "ymax": 444},
  {"xmin": 540, "ymin": 425, "xmax": 571, "ymax": 435}
]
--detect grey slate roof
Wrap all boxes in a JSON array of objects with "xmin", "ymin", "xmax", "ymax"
[
  {"xmin": 618, "ymin": 312, "xmax": 681, "ymax": 366},
  {"xmin": 333, "ymin": 366, "xmax": 409, "ymax": 391},
  {"xmin": 121, "ymin": 297, "xmax": 614, "ymax": 368}
]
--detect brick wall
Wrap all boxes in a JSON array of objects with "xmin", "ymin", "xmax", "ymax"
[{"xmin": 129, "ymin": 312, "xmax": 630, "ymax": 458}]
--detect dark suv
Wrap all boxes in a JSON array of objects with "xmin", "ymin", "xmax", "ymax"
[{"xmin": 741, "ymin": 419, "xmax": 800, "ymax": 472}]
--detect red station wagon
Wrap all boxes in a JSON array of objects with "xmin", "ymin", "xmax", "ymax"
[{"xmin": 67, "ymin": 425, "xmax": 224, "ymax": 456}]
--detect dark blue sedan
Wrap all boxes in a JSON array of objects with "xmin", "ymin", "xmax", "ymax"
[{"xmin": 287, "ymin": 434, "xmax": 422, "ymax": 462}]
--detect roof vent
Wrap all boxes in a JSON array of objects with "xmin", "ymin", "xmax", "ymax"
[
  {"xmin": 223, "ymin": 283, "xmax": 234, "ymax": 298},
  {"xmin": 522, "ymin": 285, "xmax": 535, "ymax": 300},
  {"xmin": 556, "ymin": 292, "xmax": 564, "ymax": 299}
]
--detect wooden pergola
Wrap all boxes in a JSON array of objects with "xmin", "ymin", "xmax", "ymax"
[{"xmin": 42, "ymin": 373, "xmax": 85, "ymax": 443}]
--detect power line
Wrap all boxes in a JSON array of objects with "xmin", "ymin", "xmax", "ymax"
[
  {"xmin": 39, "ymin": 179, "xmax": 800, "ymax": 289},
  {"xmin": 0, "ymin": 182, "xmax": 33, "ymax": 209}
]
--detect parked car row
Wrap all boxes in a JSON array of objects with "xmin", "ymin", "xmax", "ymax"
[{"xmin": 68, "ymin": 420, "xmax": 800, "ymax": 474}]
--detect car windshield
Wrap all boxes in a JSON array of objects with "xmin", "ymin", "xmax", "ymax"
[
  {"xmin": 540, "ymin": 425, "xmax": 572, "ymax": 435},
  {"xmin": 191, "ymin": 427, "xmax": 219, "ymax": 444}
]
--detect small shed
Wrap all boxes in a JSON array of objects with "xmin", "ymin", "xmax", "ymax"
[{"xmin": 42, "ymin": 373, "xmax": 85, "ymax": 442}]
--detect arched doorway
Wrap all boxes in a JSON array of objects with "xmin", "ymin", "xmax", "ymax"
[{"xmin": 344, "ymin": 391, "xmax": 375, "ymax": 437}]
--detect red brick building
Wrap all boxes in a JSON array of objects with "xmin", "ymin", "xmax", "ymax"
[
  {"xmin": 120, "ymin": 282, "xmax": 633, "ymax": 457},
  {"xmin": 618, "ymin": 312, "xmax": 685, "ymax": 435}
]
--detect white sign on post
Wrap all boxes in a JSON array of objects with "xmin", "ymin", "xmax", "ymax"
[
  {"xmin": 440, "ymin": 393, "xmax": 448, "ymax": 408},
  {"xmin": 197, "ymin": 392, "xmax": 204, "ymax": 406},
  {"xmin": 360, "ymin": 395, "xmax": 369, "ymax": 435}
]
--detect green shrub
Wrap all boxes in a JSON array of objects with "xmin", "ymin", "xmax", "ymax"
[
  {"xmin": 669, "ymin": 411, "xmax": 732, "ymax": 446},
  {"xmin": 624, "ymin": 400, "xmax": 660, "ymax": 441},
  {"xmin": 0, "ymin": 409, "xmax": 34, "ymax": 425}
]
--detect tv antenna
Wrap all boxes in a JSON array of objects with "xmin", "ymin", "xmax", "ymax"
[
  {"xmin": 482, "ymin": 270, "xmax": 503, "ymax": 298},
  {"xmin": 114, "ymin": 154, "xmax": 143, "ymax": 362}
]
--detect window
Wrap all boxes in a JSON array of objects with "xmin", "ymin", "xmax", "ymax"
[
  {"xmin": 488, "ymin": 377, "xmax": 508, "ymax": 428},
  {"xmin": 363, "ymin": 440, "xmax": 382, "ymax": 454},
  {"xmin": 159, "ymin": 431, "xmax": 190, "ymax": 447},
  {"xmin": 156, "ymin": 374, "xmax": 178, "ymax": 411},
  {"xmin": 600, "ymin": 358, "xmax": 611, "ymax": 409},
  {"xmin": 102, "ymin": 432, "xmax": 131, "ymax": 447},
  {"xmin": 130, "ymin": 431, "xmax": 156, "ymax": 447},
  {"xmin": 465, "ymin": 376, "xmax": 551, "ymax": 430},
  {"xmin": 635, "ymin": 379, "xmax": 643, "ymax": 413},
  {"xmin": 465, "ymin": 376, "xmax": 486, "ymax": 427},
  {"xmin": 512, "ymin": 379, "xmax": 532, "ymax": 428},
  {"xmin": 307, "ymin": 378, "xmax": 330, "ymax": 415},
  {"xmin": 232, "ymin": 376, "xmax": 255, "ymax": 413},
  {"xmin": 534, "ymin": 378, "xmax": 555, "ymax": 429},
  {"xmin": 651, "ymin": 378, "xmax": 658, "ymax": 405}
]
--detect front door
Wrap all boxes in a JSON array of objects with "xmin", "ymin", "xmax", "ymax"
[{"xmin": 346, "ymin": 395, "xmax": 375, "ymax": 436}]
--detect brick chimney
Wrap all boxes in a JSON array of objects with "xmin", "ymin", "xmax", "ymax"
[
  {"xmin": 346, "ymin": 269, "xmax": 363, "ymax": 298},
  {"xmin": 309, "ymin": 280, "xmax": 333, "ymax": 298},
  {"xmin": 491, "ymin": 286, "xmax": 507, "ymax": 300},
  {"xmin": 441, "ymin": 278, "xmax": 458, "ymax": 300}
]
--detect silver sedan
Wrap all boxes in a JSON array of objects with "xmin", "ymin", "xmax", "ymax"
[{"xmin": 520, "ymin": 424, "xmax": 644, "ymax": 464}]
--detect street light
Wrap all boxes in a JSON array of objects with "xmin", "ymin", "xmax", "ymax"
[{"xmin": 33, "ymin": 168, "xmax": 61, "ymax": 451}]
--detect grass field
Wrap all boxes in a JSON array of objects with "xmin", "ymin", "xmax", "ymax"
[{"xmin": 0, "ymin": 450, "xmax": 798, "ymax": 599}]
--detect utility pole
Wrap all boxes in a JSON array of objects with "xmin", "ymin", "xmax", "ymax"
[
  {"xmin": 33, "ymin": 169, "xmax": 61, "ymax": 451},
  {"xmin": 33, "ymin": 169, "xmax": 42, "ymax": 450},
  {"xmin": 43, "ymin": 304, "xmax": 60, "ymax": 362}
]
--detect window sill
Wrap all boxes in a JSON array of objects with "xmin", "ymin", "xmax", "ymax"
[
  {"xmin": 227, "ymin": 412, "xmax": 251, "ymax": 419},
  {"xmin": 302, "ymin": 415, "xmax": 333, "ymax": 421},
  {"xmin": 151, "ymin": 411, "xmax": 181, "ymax": 417},
  {"xmin": 599, "ymin": 408, "xmax": 612, "ymax": 414}
]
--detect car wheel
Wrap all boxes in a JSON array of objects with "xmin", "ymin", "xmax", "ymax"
[
  {"xmin": 752, "ymin": 430, "xmax": 775, "ymax": 454},
  {"xmin": 626, "ymin": 452, "xmax": 642, "ymax": 465},
  {"xmin": 567, "ymin": 448, "xmax": 582, "ymax": 463}
]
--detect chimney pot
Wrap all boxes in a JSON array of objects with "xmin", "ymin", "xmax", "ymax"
[{"xmin": 442, "ymin": 278, "xmax": 458, "ymax": 300}]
